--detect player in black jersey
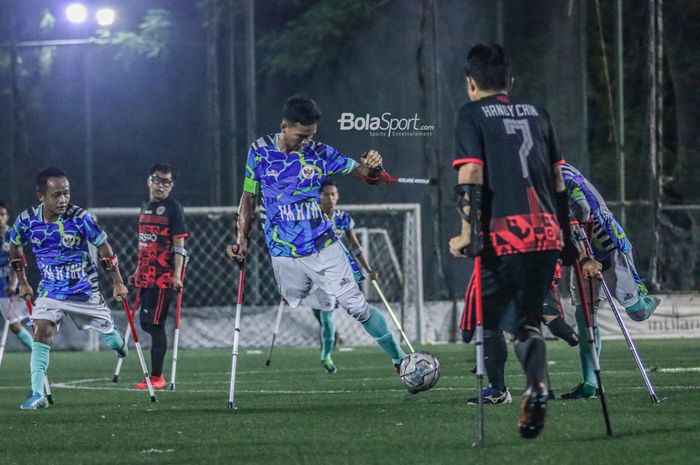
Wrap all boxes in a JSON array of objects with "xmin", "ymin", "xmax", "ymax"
[
  {"xmin": 449, "ymin": 43, "xmax": 584, "ymax": 439},
  {"xmin": 128, "ymin": 163, "xmax": 188, "ymax": 390}
]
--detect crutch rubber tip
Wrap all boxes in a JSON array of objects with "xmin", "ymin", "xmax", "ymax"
[
  {"xmin": 47, "ymin": 395, "xmax": 54, "ymax": 405},
  {"xmin": 169, "ymin": 383, "xmax": 175, "ymax": 390},
  {"xmin": 228, "ymin": 402, "xmax": 237, "ymax": 409},
  {"xmin": 265, "ymin": 360, "xmax": 271, "ymax": 366},
  {"xmin": 150, "ymin": 396, "xmax": 158, "ymax": 403},
  {"xmin": 548, "ymin": 389, "xmax": 556, "ymax": 399},
  {"xmin": 112, "ymin": 375, "xmax": 119, "ymax": 383}
]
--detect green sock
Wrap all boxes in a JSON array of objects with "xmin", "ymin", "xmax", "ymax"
[
  {"xmin": 30, "ymin": 342, "xmax": 51, "ymax": 394},
  {"xmin": 319, "ymin": 310, "xmax": 335, "ymax": 360},
  {"xmin": 16, "ymin": 327, "xmax": 33, "ymax": 351},
  {"xmin": 362, "ymin": 307, "xmax": 407, "ymax": 365},
  {"xmin": 575, "ymin": 305, "xmax": 601, "ymax": 386},
  {"xmin": 99, "ymin": 330, "xmax": 125, "ymax": 352}
]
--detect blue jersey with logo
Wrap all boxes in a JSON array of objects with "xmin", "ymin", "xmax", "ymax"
[
  {"xmin": 243, "ymin": 134, "xmax": 357, "ymax": 257},
  {"xmin": 0, "ymin": 230, "xmax": 11, "ymax": 298},
  {"xmin": 561, "ymin": 163, "xmax": 632, "ymax": 258},
  {"xmin": 9, "ymin": 204, "xmax": 107, "ymax": 302}
]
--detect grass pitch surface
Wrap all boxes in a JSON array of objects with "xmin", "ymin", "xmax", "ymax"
[{"xmin": 1, "ymin": 339, "xmax": 698, "ymax": 465}]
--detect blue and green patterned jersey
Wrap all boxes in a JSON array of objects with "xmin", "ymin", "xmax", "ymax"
[
  {"xmin": 0, "ymin": 230, "xmax": 11, "ymax": 298},
  {"xmin": 561, "ymin": 163, "xmax": 632, "ymax": 257},
  {"xmin": 9, "ymin": 204, "xmax": 107, "ymax": 302},
  {"xmin": 243, "ymin": 134, "xmax": 357, "ymax": 257}
]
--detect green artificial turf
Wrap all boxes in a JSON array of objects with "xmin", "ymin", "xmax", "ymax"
[{"xmin": 1, "ymin": 339, "xmax": 698, "ymax": 465}]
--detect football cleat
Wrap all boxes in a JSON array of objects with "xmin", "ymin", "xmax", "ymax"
[
  {"xmin": 135, "ymin": 374, "xmax": 167, "ymax": 390},
  {"xmin": 560, "ymin": 382, "xmax": 598, "ymax": 400},
  {"xmin": 518, "ymin": 382, "xmax": 548, "ymax": 439},
  {"xmin": 321, "ymin": 356, "xmax": 337, "ymax": 374},
  {"xmin": 467, "ymin": 386, "xmax": 512, "ymax": 405},
  {"xmin": 20, "ymin": 391, "xmax": 49, "ymax": 410}
]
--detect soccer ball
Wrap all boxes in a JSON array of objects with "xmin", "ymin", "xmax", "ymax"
[{"xmin": 399, "ymin": 351, "xmax": 440, "ymax": 394}]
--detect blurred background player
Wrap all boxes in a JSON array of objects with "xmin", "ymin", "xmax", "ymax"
[
  {"xmin": 128, "ymin": 163, "xmax": 187, "ymax": 390},
  {"xmin": 0, "ymin": 201, "xmax": 33, "ymax": 352},
  {"xmin": 306, "ymin": 179, "xmax": 379, "ymax": 373},
  {"xmin": 560, "ymin": 161, "xmax": 660, "ymax": 399},
  {"xmin": 450, "ymin": 43, "xmax": 572, "ymax": 438},
  {"xmin": 10, "ymin": 167, "xmax": 128, "ymax": 410},
  {"xmin": 227, "ymin": 95, "xmax": 407, "ymax": 376}
]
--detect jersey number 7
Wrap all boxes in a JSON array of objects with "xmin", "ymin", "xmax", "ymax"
[{"xmin": 503, "ymin": 118, "xmax": 533, "ymax": 179}]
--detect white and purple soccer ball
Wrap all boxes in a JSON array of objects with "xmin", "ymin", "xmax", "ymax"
[{"xmin": 399, "ymin": 351, "xmax": 440, "ymax": 394}]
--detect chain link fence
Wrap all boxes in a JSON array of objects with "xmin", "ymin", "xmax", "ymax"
[{"xmin": 90, "ymin": 204, "xmax": 423, "ymax": 350}]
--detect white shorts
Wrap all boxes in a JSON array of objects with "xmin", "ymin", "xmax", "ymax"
[
  {"xmin": 301, "ymin": 287, "xmax": 337, "ymax": 312},
  {"xmin": 0, "ymin": 297, "xmax": 29, "ymax": 324},
  {"xmin": 570, "ymin": 248, "xmax": 642, "ymax": 309},
  {"xmin": 32, "ymin": 293, "xmax": 115, "ymax": 334},
  {"xmin": 271, "ymin": 242, "xmax": 370, "ymax": 321}
]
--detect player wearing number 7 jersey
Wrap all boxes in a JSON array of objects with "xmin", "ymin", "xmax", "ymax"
[{"xmin": 450, "ymin": 43, "xmax": 572, "ymax": 439}]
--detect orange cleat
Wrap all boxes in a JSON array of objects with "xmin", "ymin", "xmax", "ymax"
[{"xmin": 134, "ymin": 375, "xmax": 167, "ymax": 390}]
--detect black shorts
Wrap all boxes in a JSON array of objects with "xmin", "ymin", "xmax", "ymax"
[
  {"xmin": 461, "ymin": 250, "xmax": 559, "ymax": 340},
  {"xmin": 137, "ymin": 287, "xmax": 177, "ymax": 326}
]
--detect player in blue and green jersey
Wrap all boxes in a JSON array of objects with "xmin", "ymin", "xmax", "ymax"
[
  {"xmin": 227, "ymin": 95, "xmax": 409, "ymax": 380},
  {"xmin": 305, "ymin": 179, "xmax": 379, "ymax": 373},
  {"xmin": 10, "ymin": 167, "xmax": 129, "ymax": 410},
  {"xmin": 560, "ymin": 162, "xmax": 660, "ymax": 399},
  {"xmin": 0, "ymin": 201, "xmax": 33, "ymax": 353}
]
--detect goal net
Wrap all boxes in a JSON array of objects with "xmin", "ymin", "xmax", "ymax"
[{"xmin": 91, "ymin": 204, "xmax": 424, "ymax": 350}]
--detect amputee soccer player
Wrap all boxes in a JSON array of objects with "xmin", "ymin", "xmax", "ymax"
[
  {"xmin": 0, "ymin": 201, "xmax": 33, "ymax": 351},
  {"xmin": 227, "ymin": 95, "xmax": 407, "ymax": 374},
  {"xmin": 128, "ymin": 163, "xmax": 187, "ymax": 390},
  {"xmin": 306, "ymin": 178, "xmax": 379, "ymax": 374},
  {"xmin": 464, "ymin": 261, "xmax": 580, "ymax": 406},
  {"xmin": 9, "ymin": 167, "xmax": 129, "ymax": 410},
  {"xmin": 450, "ymin": 43, "xmax": 576, "ymax": 438},
  {"xmin": 560, "ymin": 161, "xmax": 659, "ymax": 400}
]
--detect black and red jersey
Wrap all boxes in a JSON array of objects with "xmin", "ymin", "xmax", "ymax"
[
  {"xmin": 135, "ymin": 197, "xmax": 188, "ymax": 288},
  {"xmin": 453, "ymin": 93, "xmax": 564, "ymax": 256}
]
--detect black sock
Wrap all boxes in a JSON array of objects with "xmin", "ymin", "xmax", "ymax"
[
  {"xmin": 484, "ymin": 330, "xmax": 508, "ymax": 392},
  {"xmin": 514, "ymin": 330, "xmax": 547, "ymax": 387},
  {"xmin": 143, "ymin": 323, "xmax": 167, "ymax": 377}
]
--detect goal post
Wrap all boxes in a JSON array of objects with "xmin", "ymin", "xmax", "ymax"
[{"xmin": 90, "ymin": 204, "xmax": 424, "ymax": 350}]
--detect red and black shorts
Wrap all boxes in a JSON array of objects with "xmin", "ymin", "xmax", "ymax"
[
  {"xmin": 461, "ymin": 250, "xmax": 559, "ymax": 342},
  {"xmin": 136, "ymin": 287, "xmax": 177, "ymax": 327}
]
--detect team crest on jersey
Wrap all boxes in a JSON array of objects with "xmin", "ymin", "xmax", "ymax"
[
  {"xmin": 61, "ymin": 234, "xmax": 77, "ymax": 248},
  {"xmin": 301, "ymin": 165, "xmax": 316, "ymax": 180},
  {"xmin": 156, "ymin": 206, "xmax": 166, "ymax": 215}
]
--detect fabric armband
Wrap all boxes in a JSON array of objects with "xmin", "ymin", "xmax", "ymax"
[
  {"xmin": 173, "ymin": 246, "xmax": 188, "ymax": 258},
  {"xmin": 454, "ymin": 183, "xmax": 483, "ymax": 257},
  {"xmin": 10, "ymin": 256, "xmax": 27, "ymax": 272},
  {"xmin": 100, "ymin": 255, "xmax": 119, "ymax": 271}
]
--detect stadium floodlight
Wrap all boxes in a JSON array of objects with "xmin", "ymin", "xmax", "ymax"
[
  {"xmin": 66, "ymin": 3, "xmax": 88, "ymax": 24},
  {"xmin": 95, "ymin": 8, "xmax": 116, "ymax": 27}
]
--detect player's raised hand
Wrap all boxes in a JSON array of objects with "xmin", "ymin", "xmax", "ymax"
[
  {"xmin": 368, "ymin": 270, "xmax": 379, "ymax": 281},
  {"xmin": 18, "ymin": 283, "xmax": 33, "ymax": 301},
  {"xmin": 113, "ymin": 282, "xmax": 129, "ymax": 302},
  {"xmin": 360, "ymin": 149, "xmax": 383, "ymax": 169}
]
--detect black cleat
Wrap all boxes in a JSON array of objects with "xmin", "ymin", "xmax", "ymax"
[{"xmin": 518, "ymin": 382, "xmax": 548, "ymax": 439}]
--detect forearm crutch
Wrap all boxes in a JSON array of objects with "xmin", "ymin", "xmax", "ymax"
[
  {"xmin": 25, "ymin": 300, "xmax": 53, "ymax": 404},
  {"xmin": 228, "ymin": 252, "xmax": 245, "ymax": 409},
  {"xmin": 0, "ymin": 296, "xmax": 12, "ymax": 368},
  {"xmin": 112, "ymin": 289, "xmax": 141, "ymax": 383},
  {"xmin": 265, "ymin": 298, "xmax": 285, "ymax": 366},
  {"xmin": 574, "ymin": 223, "xmax": 661, "ymax": 403},
  {"xmin": 170, "ymin": 259, "xmax": 189, "ymax": 390},
  {"xmin": 372, "ymin": 280, "xmax": 415, "ymax": 353},
  {"xmin": 122, "ymin": 299, "xmax": 157, "ymax": 402},
  {"xmin": 473, "ymin": 256, "xmax": 485, "ymax": 448},
  {"xmin": 572, "ymin": 258, "xmax": 613, "ymax": 436}
]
